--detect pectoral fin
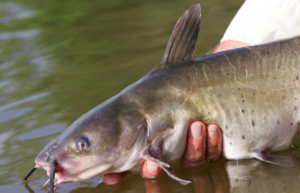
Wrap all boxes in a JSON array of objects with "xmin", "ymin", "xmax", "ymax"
[
  {"xmin": 142, "ymin": 151, "xmax": 170, "ymax": 168},
  {"xmin": 159, "ymin": 165, "xmax": 191, "ymax": 185},
  {"xmin": 142, "ymin": 150, "xmax": 191, "ymax": 185},
  {"xmin": 254, "ymin": 152, "xmax": 293, "ymax": 167}
]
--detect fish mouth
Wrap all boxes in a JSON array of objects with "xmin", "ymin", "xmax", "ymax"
[
  {"xmin": 38, "ymin": 159, "xmax": 112, "ymax": 190},
  {"xmin": 37, "ymin": 161, "xmax": 68, "ymax": 192}
]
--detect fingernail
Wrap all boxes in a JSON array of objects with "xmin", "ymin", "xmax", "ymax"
[
  {"xmin": 190, "ymin": 123, "xmax": 204, "ymax": 139},
  {"xmin": 147, "ymin": 161, "xmax": 159, "ymax": 175},
  {"xmin": 208, "ymin": 127, "xmax": 217, "ymax": 138},
  {"xmin": 103, "ymin": 174, "xmax": 117, "ymax": 184}
]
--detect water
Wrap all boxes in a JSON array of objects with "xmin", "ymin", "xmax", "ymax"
[{"xmin": 0, "ymin": 0, "xmax": 299, "ymax": 192}]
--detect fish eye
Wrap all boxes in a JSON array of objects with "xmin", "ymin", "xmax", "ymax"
[{"xmin": 76, "ymin": 136, "xmax": 90, "ymax": 151}]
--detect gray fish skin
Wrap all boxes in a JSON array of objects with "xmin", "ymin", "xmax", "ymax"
[{"xmin": 34, "ymin": 3, "xmax": 300, "ymax": 186}]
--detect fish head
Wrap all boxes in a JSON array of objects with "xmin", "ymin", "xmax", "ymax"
[{"xmin": 35, "ymin": 97, "xmax": 148, "ymax": 184}]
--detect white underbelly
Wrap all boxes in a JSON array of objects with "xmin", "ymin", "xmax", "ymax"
[{"xmin": 222, "ymin": 106, "xmax": 300, "ymax": 160}]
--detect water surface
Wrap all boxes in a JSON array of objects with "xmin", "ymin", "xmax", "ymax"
[{"xmin": 0, "ymin": 0, "xmax": 299, "ymax": 192}]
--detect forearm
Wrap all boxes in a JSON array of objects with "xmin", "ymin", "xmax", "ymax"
[{"xmin": 221, "ymin": 0, "xmax": 300, "ymax": 45}]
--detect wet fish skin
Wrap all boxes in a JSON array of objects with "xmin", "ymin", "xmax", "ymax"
[
  {"xmin": 33, "ymin": 3, "xmax": 300, "ymax": 187},
  {"xmin": 179, "ymin": 39, "xmax": 300, "ymax": 163},
  {"xmin": 130, "ymin": 36, "xmax": 300, "ymax": 166}
]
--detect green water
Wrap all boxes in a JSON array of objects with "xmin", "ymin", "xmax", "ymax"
[{"xmin": 0, "ymin": 0, "xmax": 299, "ymax": 192}]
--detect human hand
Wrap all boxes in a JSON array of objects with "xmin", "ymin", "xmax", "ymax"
[
  {"xmin": 209, "ymin": 40, "xmax": 250, "ymax": 54},
  {"xmin": 103, "ymin": 121, "xmax": 223, "ymax": 185}
]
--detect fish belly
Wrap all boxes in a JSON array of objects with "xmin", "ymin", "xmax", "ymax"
[{"xmin": 198, "ymin": 74, "xmax": 300, "ymax": 160}]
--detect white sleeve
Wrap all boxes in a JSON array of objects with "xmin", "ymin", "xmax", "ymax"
[{"xmin": 220, "ymin": 0, "xmax": 300, "ymax": 45}]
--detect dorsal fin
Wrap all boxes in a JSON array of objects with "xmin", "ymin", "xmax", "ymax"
[{"xmin": 161, "ymin": 3, "xmax": 201, "ymax": 65}]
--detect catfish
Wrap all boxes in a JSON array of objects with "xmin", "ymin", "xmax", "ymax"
[{"xmin": 23, "ymin": 2, "xmax": 300, "ymax": 192}]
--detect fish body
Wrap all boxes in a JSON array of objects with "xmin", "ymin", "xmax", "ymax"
[
  {"xmin": 32, "ymin": 3, "xmax": 300, "ymax": 188},
  {"xmin": 124, "ymin": 37, "xmax": 300, "ymax": 165}
]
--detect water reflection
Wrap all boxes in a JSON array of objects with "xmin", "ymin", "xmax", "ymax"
[
  {"xmin": 0, "ymin": 30, "xmax": 39, "ymax": 40},
  {"xmin": 226, "ymin": 152, "xmax": 300, "ymax": 193},
  {"xmin": 55, "ymin": 151, "xmax": 298, "ymax": 193},
  {"xmin": 0, "ymin": 2, "xmax": 35, "ymax": 24}
]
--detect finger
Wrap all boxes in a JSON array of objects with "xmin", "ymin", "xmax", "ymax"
[
  {"xmin": 183, "ymin": 121, "xmax": 206, "ymax": 167},
  {"xmin": 206, "ymin": 124, "xmax": 222, "ymax": 161},
  {"xmin": 103, "ymin": 172, "xmax": 127, "ymax": 185},
  {"xmin": 140, "ymin": 160, "xmax": 163, "ymax": 179}
]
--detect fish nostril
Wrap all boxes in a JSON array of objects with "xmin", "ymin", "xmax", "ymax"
[
  {"xmin": 35, "ymin": 157, "xmax": 46, "ymax": 168},
  {"xmin": 35, "ymin": 151, "xmax": 51, "ymax": 168},
  {"xmin": 35, "ymin": 139, "xmax": 60, "ymax": 168},
  {"xmin": 53, "ymin": 142, "xmax": 59, "ymax": 148},
  {"xmin": 43, "ymin": 140, "xmax": 60, "ymax": 166}
]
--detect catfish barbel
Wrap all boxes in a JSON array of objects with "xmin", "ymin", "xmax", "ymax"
[{"xmin": 23, "ymin": 3, "xmax": 300, "ymax": 192}]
